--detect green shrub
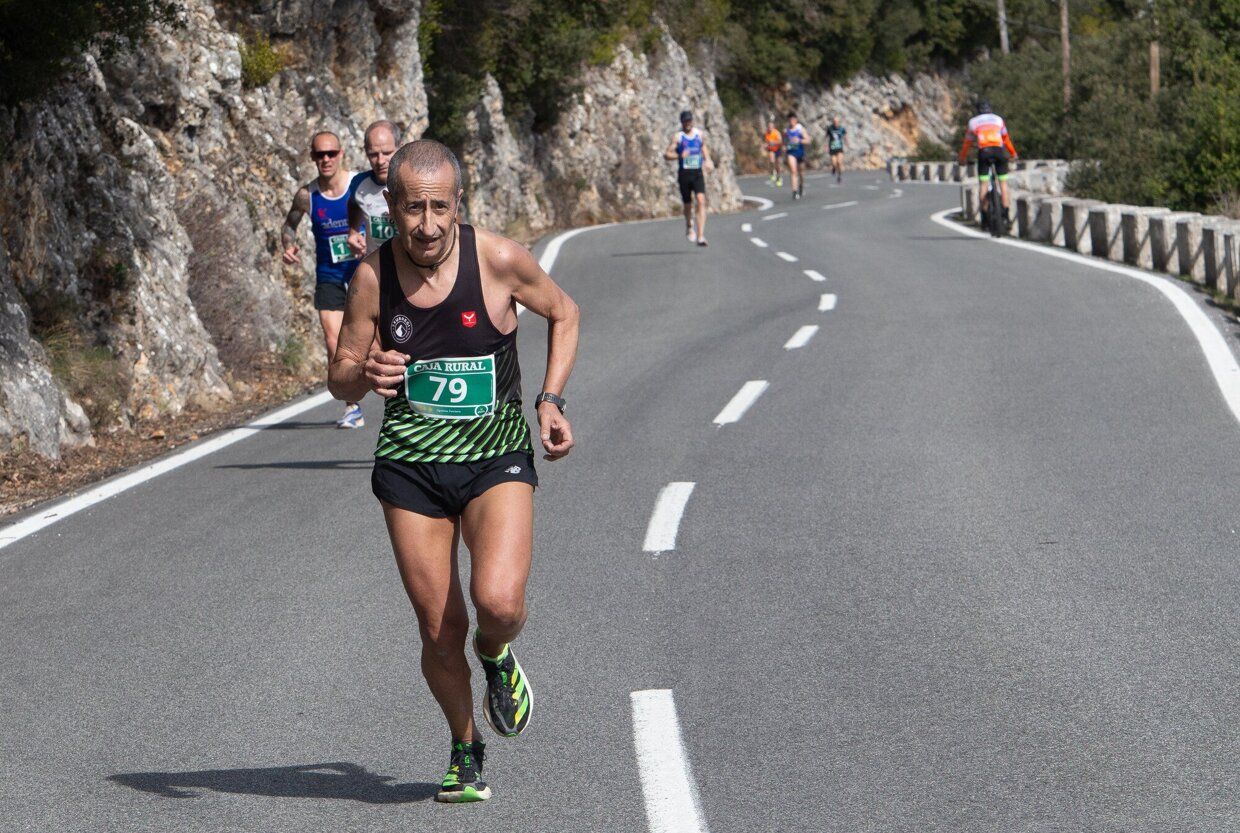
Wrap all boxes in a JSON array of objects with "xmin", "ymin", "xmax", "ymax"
[{"xmin": 240, "ymin": 32, "xmax": 285, "ymax": 89}]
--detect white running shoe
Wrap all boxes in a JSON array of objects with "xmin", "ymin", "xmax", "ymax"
[
  {"xmin": 337, "ymin": 403, "xmax": 364, "ymax": 429},
  {"xmin": 687, "ymin": 228, "xmax": 697, "ymax": 243}
]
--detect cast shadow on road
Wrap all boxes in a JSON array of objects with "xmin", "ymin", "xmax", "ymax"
[
  {"xmin": 108, "ymin": 762, "xmax": 437, "ymax": 804},
  {"xmin": 609, "ymin": 250, "xmax": 698, "ymax": 258},
  {"xmin": 257, "ymin": 420, "xmax": 339, "ymax": 430},
  {"xmin": 904, "ymin": 235, "xmax": 982, "ymax": 242},
  {"xmin": 215, "ymin": 460, "xmax": 372, "ymax": 471}
]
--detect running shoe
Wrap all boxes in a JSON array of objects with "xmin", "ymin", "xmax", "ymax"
[
  {"xmin": 697, "ymin": 239, "xmax": 708, "ymax": 247},
  {"xmin": 776, "ymin": 176, "xmax": 783, "ymax": 187},
  {"xmin": 475, "ymin": 634, "xmax": 533, "ymax": 737},
  {"xmin": 337, "ymin": 402, "xmax": 364, "ymax": 429},
  {"xmin": 687, "ymin": 228, "xmax": 697, "ymax": 243},
  {"xmin": 436, "ymin": 739, "xmax": 490, "ymax": 803}
]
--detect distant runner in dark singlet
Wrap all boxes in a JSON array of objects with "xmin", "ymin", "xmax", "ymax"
[
  {"xmin": 826, "ymin": 116, "xmax": 847, "ymax": 184},
  {"xmin": 282, "ymin": 129, "xmax": 365, "ymax": 428},
  {"xmin": 329, "ymin": 140, "xmax": 579, "ymax": 804},
  {"xmin": 663, "ymin": 109, "xmax": 715, "ymax": 247},
  {"xmin": 784, "ymin": 112, "xmax": 810, "ymax": 200}
]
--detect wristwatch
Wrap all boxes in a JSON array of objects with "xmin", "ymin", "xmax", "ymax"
[{"xmin": 534, "ymin": 392, "xmax": 566, "ymax": 413}]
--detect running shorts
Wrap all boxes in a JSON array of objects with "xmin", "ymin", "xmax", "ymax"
[
  {"xmin": 787, "ymin": 147, "xmax": 805, "ymax": 161},
  {"xmin": 372, "ymin": 450, "xmax": 538, "ymax": 518},
  {"xmin": 314, "ymin": 280, "xmax": 349, "ymax": 311},
  {"xmin": 977, "ymin": 147, "xmax": 1010, "ymax": 181},
  {"xmin": 678, "ymin": 169, "xmax": 706, "ymax": 203}
]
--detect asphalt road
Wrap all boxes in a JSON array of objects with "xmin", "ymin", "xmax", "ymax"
[{"xmin": 2, "ymin": 174, "xmax": 1237, "ymax": 832}]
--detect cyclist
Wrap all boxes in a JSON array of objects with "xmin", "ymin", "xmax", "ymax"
[
  {"xmin": 764, "ymin": 120, "xmax": 783, "ymax": 186},
  {"xmin": 957, "ymin": 100, "xmax": 1019, "ymax": 228}
]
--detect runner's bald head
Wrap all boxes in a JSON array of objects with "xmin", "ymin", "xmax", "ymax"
[
  {"xmin": 364, "ymin": 120, "xmax": 401, "ymax": 150},
  {"xmin": 388, "ymin": 140, "xmax": 462, "ymax": 201},
  {"xmin": 310, "ymin": 130, "xmax": 341, "ymax": 150}
]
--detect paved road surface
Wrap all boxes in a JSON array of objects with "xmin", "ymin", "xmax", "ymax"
[{"xmin": 2, "ymin": 174, "xmax": 1236, "ymax": 832}]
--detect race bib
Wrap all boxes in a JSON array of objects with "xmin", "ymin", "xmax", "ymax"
[
  {"xmin": 405, "ymin": 355, "xmax": 496, "ymax": 420},
  {"xmin": 683, "ymin": 153, "xmax": 703, "ymax": 170},
  {"xmin": 328, "ymin": 234, "xmax": 358, "ymax": 264},
  {"xmin": 369, "ymin": 213, "xmax": 396, "ymax": 241}
]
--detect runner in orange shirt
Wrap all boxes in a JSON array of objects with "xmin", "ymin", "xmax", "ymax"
[{"xmin": 764, "ymin": 120, "xmax": 783, "ymax": 187}]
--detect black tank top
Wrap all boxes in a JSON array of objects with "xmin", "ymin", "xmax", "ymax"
[{"xmin": 374, "ymin": 225, "xmax": 531, "ymax": 463}]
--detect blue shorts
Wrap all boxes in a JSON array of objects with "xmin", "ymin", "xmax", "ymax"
[{"xmin": 787, "ymin": 147, "xmax": 805, "ymax": 161}]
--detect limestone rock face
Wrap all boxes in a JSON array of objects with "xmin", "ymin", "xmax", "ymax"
[
  {"xmin": 735, "ymin": 72, "xmax": 961, "ymax": 171},
  {"xmin": 0, "ymin": 0, "xmax": 426, "ymax": 456},
  {"xmin": 461, "ymin": 28, "xmax": 744, "ymax": 237}
]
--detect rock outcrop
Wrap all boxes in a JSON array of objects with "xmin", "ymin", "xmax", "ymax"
[
  {"xmin": 733, "ymin": 72, "xmax": 961, "ymax": 172},
  {"xmin": 461, "ymin": 27, "xmax": 744, "ymax": 238},
  {"xmin": 0, "ymin": 0, "xmax": 427, "ymax": 457}
]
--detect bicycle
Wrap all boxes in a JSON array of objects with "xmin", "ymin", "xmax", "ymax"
[{"xmin": 979, "ymin": 157, "xmax": 1006, "ymax": 238}]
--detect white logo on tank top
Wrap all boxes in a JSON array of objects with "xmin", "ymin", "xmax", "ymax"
[{"xmin": 391, "ymin": 314, "xmax": 412, "ymax": 344}]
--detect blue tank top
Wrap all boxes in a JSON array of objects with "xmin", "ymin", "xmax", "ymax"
[
  {"xmin": 310, "ymin": 176, "xmax": 360, "ymax": 284},
  {"xmin": 785, "ymin": 125, "xmax": 807, "ymax": 154},
  {"xmin": 676, "ymin": 129, "xmax": 704, "ymax": 172}
]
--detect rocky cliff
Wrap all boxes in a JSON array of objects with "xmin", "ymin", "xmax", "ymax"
[
  {"xmin": 732, "ymin": 72, "xmax": 961, "ymax": 172},
  {"xmin": 459, "ymin": 26, "xmax": 743, "ymax": 237},
  {"xmin": 0, "ymin": 0, "xmax": 426, "ymax": 458}
]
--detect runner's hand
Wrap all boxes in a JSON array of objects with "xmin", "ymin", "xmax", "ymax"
[
  {"xmin": 365, "ymin": 347, "xmax": 409, "ymax": 398},
  {"xmin": 347, "ymin": 229, "xmax": 367, "ymax": 256},
  {"xmin": 537, "ymin": 402, "xmax": 574, "ymax": 461},
  {"xmin": 281, "ymin": 244, "xmax": 300, "ymax": 264}
]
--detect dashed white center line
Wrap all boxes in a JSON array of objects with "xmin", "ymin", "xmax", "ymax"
[
  {"xmin": 803, "ymin": 269, "xmax": 826, "ymax": 282},
  {"xmin": 631, "ymin": 689, "xmax": 710, "ymax": 833},
  {"xmin": 749, "ymin": 237, "xmax": 768, "ymax": 248},
  {"xmin": 862, "ymin": 185, "xmax": 879, "ymax": 190},
  {"xmin": 741, "ymin": 222, "xmax": 752, "ymax": 232},
  {"xmin": 643, "ymin": 482, "xmax": 696, "ymax": 553},
  {"xmin": 714, "ymin": 380, "xmax": 769, "ymax": 425},
  {"xmin": 775, "ymin": 251, "xmax": 798, "ymax": 262},
  {"xmin": 822, "ymin": 200, "xmax": 858, "ymax": 210},
  {"xmin": 762, "ymin": 212, "xmax": 788, "ymax": 221},
  {"xmin": 784, "ymin": 325, "xmax": 819, "ymax": 350},
  {"xmin": 818, "ymin": 293, "xmax": 838, "ymax": 311},
  {"xmin": 890, "ymin": 188, "xmax": 903, "ymax": 198}
]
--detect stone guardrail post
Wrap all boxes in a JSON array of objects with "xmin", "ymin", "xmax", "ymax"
[
  {"xmin": 965, "ymin": 161, "xmax": 977, "ymax": 179},
  {"xmin": 1225, "ymin": 226, "xmax": 1240, "ymax": 301},
  {"xmin": 1202, "ymin": 221, "xmax": 1237, "ymax": 294},
  {"xmin": 896, "ymin": 162, "xmax": 908, "ymax": 180},
  {"xmin": 1061, "ymin": 199, "xmax": 1099, "ymax": 254},
  {"xmin": 1088, "ymin": 204, "xmax": 1135, "ymax": 261},
  {"xmin": 961, "ymin": 184, "xmax": 977, "ymax": 222},
  {"xmin": 1015, "ymin": 192, "xmax": 1041, "ymax": 239},
  {"xmin": 919, "ymin": 163, "xmax": 933, "ymax": 181},
  {"xmin": 1033, "ymin": 197, "xmax": 1069, "ymax": 245},
  {"xmin": 1148, "ymin": 212, "xmax": 1196, "ymax": 273},
  {"xmin": 1120, "ymin": 207, "xmax": 1170, "ymax": 269},
  {"xmin": 1175, "ymin": 215, "xmax": 1208, "ymax": 283},
  {"xmin": 934, "ymin": 163, "xmax": 948, "ymax": 182}
]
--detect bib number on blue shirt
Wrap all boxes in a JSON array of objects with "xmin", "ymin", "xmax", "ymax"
[
  {"xmin": 328, "ymin": 234, "xmax": 358, "ymax": 264},
  {"xmin": 405, "ymin": 355, "xmax": 496, "ymax": 420}
]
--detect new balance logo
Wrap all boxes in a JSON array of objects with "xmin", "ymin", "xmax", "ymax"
[{"xmin": 504, "ymin": 466, "xmax": 522, "ymax": 474}]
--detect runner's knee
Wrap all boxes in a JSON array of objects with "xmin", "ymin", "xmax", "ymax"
[{"xmin": 474, "ymin": 591, "xmax": 526, "ymax": 633}]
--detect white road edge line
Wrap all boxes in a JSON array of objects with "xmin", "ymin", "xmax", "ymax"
[
  {"xmin": 741, "ymin": 194, "xmax": 774, "ymax": 211},
  {"xmin": 889, "ymin": 188, "xmax": 903, "ymax": 198},
  {"xmin": 804, "ymin": 269, "xmax": 827, "ymax": 282},
  {"xmin": 0, "ymin": 390, "xmax": 336, "ymax": 550},
  {"xmin": 776, "ymin": 251, "xmax": 799, "ymax": 262},
  {"xmin": 642, "ymin": 482, "xmax": 696, "ymax": 553},
  {"xmin": 929, "ymin": 207, "xmax": 1240, "ymax": 425},
  {"xmin": 631, "ymin": 689, "xmax": 710, "ymax": 833},
  {"xmin": 784, "ymin": 325, "xmax": 820, "ymax": 350},
  {"xmin": 819, "ymin": 293, "xmax": 838, "ymax": 311},
  {"xmin": 741, "ymin": 222, "xmax": 752, "ymax": 233},
  {"xmin": 714, "ymin": 380, "xmax": 769, "ymax": 425},
  {"xmin": 762, "ymin": 212, "xmax": 789, "ymax": 221},
  {"xmin": 822, "ymin": 200, "xmax": 859, "ymax": 210},
  {"xmin": 749, "ymin": 237, "xmax": 769, "ymax": 248}
]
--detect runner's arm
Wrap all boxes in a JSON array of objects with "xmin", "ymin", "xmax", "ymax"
[
  {"xmin": 281, "ymin": 187, "xmax": 310, "ymax": 262},
  {"xmin": 347, "ymin": 197, "xmax": 367, "ymax": 255},
  {"xmin": 1003, "ymin": 132, "xmax": 1018, "ymax": 158},
  {"xmin": 664, "ymin": 136, "xmax": 681, "ymax": 161},
  {"xmin": 957, "ymin": 131, "xmax": 974, "ymax": 164},
  {"xmin": 703, "ymin": 134, "xmax": 715, "ymax": 172},
  {"xmin": 328, "ymin": 258, "xmax": 406, "ymax": 401},
  {"xmin": 490, "ymin": 237, "xmax": 579, "ymax": 459}
]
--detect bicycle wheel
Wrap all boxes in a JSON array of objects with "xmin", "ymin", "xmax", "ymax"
[{"xmin": 988, "ymin": 167, "xmax": 1004, "ymax": 237}]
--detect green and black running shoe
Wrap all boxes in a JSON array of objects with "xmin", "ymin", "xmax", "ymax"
[
  {"xmin": 436, "ymin": 739, "xmax": 490, "ymax": 803},
  {"xmin": 475, "ymin": 634, "xmax": 533, "ymax": 737}
]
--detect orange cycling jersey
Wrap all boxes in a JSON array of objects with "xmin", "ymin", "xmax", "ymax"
[
  {"xmin": 958, "ymin": 113, "xmax": 1018, "ymax": 161},
  {"xmin": 764, "ymin": 129, "xmax": 783, "ymax": 152}
]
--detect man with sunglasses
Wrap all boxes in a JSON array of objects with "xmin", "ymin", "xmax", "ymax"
[{"xmin": 282, "ymin": 130, "xmax": 365, "ymax": 428}]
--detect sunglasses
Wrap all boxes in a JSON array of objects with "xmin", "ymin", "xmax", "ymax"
[{"xmin": 311, "ymin": 149, "xmax": 341, "ymax": 161}]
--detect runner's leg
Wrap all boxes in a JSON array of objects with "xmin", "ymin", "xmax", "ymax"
[
  {"xmin": 695, "ymin": 191, "xmax": 707, "ymax": 242},
  {"xmin": 682, "ymin": 200, "xmax": 693, "ymax": 236},
  {"xmin": 382, "ymin": 502, "xmax": 478, "ymax": 741},
  {"xmin": 462, "ymin": 482, "xmax": 534, "ymax": 657}
]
